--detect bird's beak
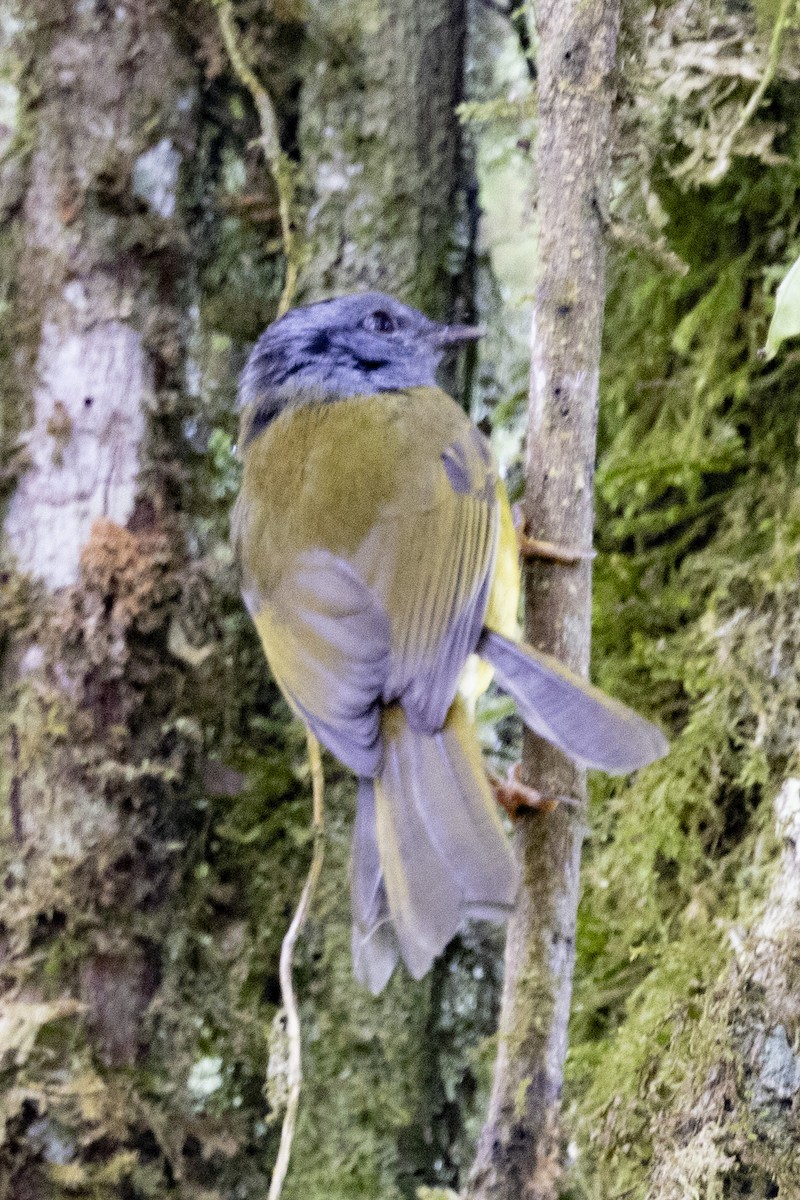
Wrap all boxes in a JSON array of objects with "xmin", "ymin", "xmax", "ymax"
[{"xmin": 429, "ymin": 321, "xmax": 485, "ymax": 348}]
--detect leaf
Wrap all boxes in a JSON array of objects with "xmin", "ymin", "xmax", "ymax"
[
  {"xmin": 764, "ymin": 252, "xmax": 800, "ymax": 360},
  {"xmin": 0, "ymin": 997, "xmax": 82, "ymax": 1067}
]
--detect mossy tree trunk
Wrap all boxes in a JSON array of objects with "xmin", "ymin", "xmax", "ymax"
[
  {"xmin": 0, "ymin": 0, "xmax": 486, "ymax": 1196},
  {"xmin": 0, "ymin": 0, "xmax": 220, "ymax": 1194},
  {"xmin": 299, "ymin": 0, "xmax": 467, "ymax": 318},
  {"xmin": 645, "ymin": 777, "xmax": 800, "ymax": 1197}
]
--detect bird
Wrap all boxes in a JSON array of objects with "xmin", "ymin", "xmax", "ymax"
[{"xmin": 232, "ymin": 291, "xmax": 668, "ymax": 994}]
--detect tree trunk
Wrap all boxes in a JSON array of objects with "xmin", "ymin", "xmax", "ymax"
[
  {"xmin": 468, "ymin": 3, "xmax": 622, "ymax": 1197},
  {"xmin": 299, "ymin": 0, "xmax": 467, "ymax": 318},
  {"xmin": 0, "ymin": 0, "xmax": 480, "ymax": 1196},
  {"xmin": 0, "ymin": 1, "xmax": 216, "ymax": 1195}
]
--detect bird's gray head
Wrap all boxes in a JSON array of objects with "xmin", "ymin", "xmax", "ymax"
[{"xmin": 239, "ymin": 292, "xmax": 482, "ymax": 439}]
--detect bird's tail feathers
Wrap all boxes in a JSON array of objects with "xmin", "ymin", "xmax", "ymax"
[
  {"xmin": 351, "ymin": 700, "xmax": 518, "ymax": 991},
  {"xmin": 351, "ymin": 777, "xmax": 400, "ymax": 995},
  {"xmin": 478, "ymin": 629, "xmax": 668, "ymax": 774}
]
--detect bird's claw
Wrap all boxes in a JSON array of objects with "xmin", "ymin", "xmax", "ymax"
[
  {"xmin": 512, "ymin": 504, "xmax": 595, "ymax": 564},
  {"xmin": 488, "ymin": 763, "xmax": 560, "ymax": 817}
]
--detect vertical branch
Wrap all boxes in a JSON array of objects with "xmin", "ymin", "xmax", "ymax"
[{"xmin": 468, "ymin": 2, "xmax": 621, "ymax": 1198}]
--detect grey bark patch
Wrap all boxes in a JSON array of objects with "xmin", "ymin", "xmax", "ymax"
[
  {"xmin": 132, "ymin": 137, "xmax": 181, "ymax": 218},
  {"xmin": 755, "ymin": 1025, "xmax": 800, "ymax": 1103},
  {"xmin": 4, "ymin": 320, "xmax": 149, "ymax": 589}
]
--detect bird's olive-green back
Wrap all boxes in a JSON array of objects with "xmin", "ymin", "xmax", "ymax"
[
  {"xmin": 233, "ymin": 386, "xmax": 521, "ymax": 732},
  {"xmin": 234, "ymin": 387, "xmax": 503, "ymax": 596}
]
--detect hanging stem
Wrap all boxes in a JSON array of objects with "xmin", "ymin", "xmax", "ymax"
[
  {"xmin": 708, "ymin": 0, "xmax": 792, "ymax": 183},
  {"xmin": 214, "ymin": 10, "xmax": 319, "ymax": 1196},
  {"xmin": 268, "ymin": 729, "xmax": 326, "ymax": 1200},
  {"xmin": 216, "ymin": 1, "xmax": 298, "ymax": 316}
]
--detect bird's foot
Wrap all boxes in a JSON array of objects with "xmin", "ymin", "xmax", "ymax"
[
  {"xmin": 512, "ymin": 504, "xmax": 596, "ymax": 564},
  {"xmin": 488, "ymin": 764, "xmax": 560, "ymax": 817}
]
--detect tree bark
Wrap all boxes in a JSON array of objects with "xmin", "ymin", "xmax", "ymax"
[
  {"xmin": 0, "ymin": 1, "xmax": 211, "ymax": 1195},
  {"xmin": 645, "ymin": 776, "xmax": 800, "ymax": 1197},
  {"xmin": 468, "ymin": 3, "xmax": 622, "ymax": 1197},
  {"xmin": 0, "ymin": 0, "xmax": 482, "ymax": 1196},
  {"xmin": 299, "ymin": 0, "xmax": 467, "ymax": 318}
]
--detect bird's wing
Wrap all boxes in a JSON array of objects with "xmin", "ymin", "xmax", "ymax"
[
  {"xmin": 235, "ymin": 387, "xmax": 500, "ymax": 759},
  {"xmin": 360, "ymin": 392, "xmax": 501, "ymax": 732},
  {"xmin": 484, "ymin": 477, "xmax": 521, "ymax": 639},
  {"xmin": 245, "ymin": 550, "xmax": 391, "ymax": 778}
]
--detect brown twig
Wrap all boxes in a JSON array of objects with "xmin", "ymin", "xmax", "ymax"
[
  {"xmin": 487, "ymin": 765, "xmax": 585, "ymax": 818},
  {"xmin": 512, "ymin": 502, "xmax": 597, "ymax": 563}
]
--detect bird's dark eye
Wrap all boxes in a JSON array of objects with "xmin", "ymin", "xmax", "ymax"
[{"xmin": 363, "ymin": 309, "xmax": 397, "ymax": 334}]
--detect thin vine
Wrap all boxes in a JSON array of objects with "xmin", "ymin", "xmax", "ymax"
[
  {"xmin": 268, "ymin": 729, "xmax": 325, "ymax": 1200},
  {"xmin": 214, "ymin": 8, "xmax": 322, "ymax": 1199},
  {"xmin": 215, "ymin": 1, "xmax": 299, "ymax": 316}
]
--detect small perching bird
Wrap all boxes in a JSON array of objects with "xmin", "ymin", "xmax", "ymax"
[{"xmin": 233, "ymin": 292, "xmax": 668, "ymax": 994}]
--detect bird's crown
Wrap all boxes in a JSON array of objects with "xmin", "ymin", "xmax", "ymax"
[{"xmin": 239, "ymin": 291, "xmax": 481, "ymax": 440}]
